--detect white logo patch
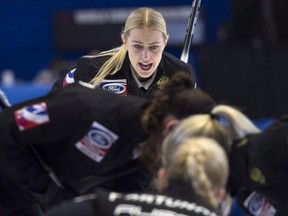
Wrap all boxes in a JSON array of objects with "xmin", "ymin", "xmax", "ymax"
[
  {"xmin": 101, "ymin": 79, "xmax": 127, "ymax": 95},
  {"xmin": 75, "ymin": 121, "xmax": 118, "ymax": 162},
  {"xmin": 244, "ymin": 192, "xmax": 276, "ymax": 216}
]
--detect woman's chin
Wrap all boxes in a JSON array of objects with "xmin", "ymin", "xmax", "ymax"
[{"xmin": 136, "ymin": 69, "xmax": 154, "ymax": 78}]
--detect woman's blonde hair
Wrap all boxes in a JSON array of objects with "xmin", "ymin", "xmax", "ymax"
[
  {"xmin": 90, "ymin": 7, "xmax": 168, "ymax": 86},
  {"xmin": 160, "ymin": 104, "xmax": 260, "ymax": 208},
  {"xmin": 162, "ymin": 137, "xmax": 229, "ymax": 209},
  {"xmin": 164, "ymin": 104, "xmax": 260, "ymax": 154}
]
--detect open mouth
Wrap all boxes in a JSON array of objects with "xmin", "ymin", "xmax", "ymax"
[{"xmin": 139, "ymin": 63, "xmax": 153, "ymax": 71}]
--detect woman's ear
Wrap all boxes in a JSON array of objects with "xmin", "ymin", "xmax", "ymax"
[
  {"xmin": 164, "ymin": 35, "xmax": 169, "ymax": 46},
  {"xmin": 162, "ymin": 118, "xmax": 179, "ymax": 137},
  {"xmin": 121, "ymin": 34, "xmax": 126, "ymax": 44},
  {"xmin": 156, "ymin": 167, "xmax": 167, "ymax": 192},
  {"xmin": 214, "ymin": 187, "xmax": 227, "ymax": 205}
]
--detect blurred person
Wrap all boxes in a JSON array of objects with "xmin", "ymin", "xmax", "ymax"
[
  {"xmin": 229, "ymin": 115, "xmax": 288, "ymax": 216},
  {"xmin": 1, "ymin": 69, "xmax": 15, "ymax": 87},
  {"xmin": 0, "ymin": 72, "xmax": 212, "ymax": 216},
  {"xmin": 156, "ymin": 104, "xmax": 261, "ymax": 215},
  {"xmin": 160, "ymin": 105, "xmax": 288, "ymax": 215},
  {"xmin": 50, "ymin": 7, "xmax": 196, "ymax": 96},
  {"xmin": 45, "ymin": 137, "xmax": 228, "ymax": 216},
  {"xmin": 33, "ymin": 69, "xmax": 56, "ymax": 86}
]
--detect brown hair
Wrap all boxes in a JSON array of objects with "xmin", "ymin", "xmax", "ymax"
[{"xmin": 140, "ymin": 72, "xmax": 215, "ymax": 172}]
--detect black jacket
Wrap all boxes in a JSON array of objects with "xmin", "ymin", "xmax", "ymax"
[
  {"xmin": 228, "ymin": 116, "xmax": 288, "ymax": 216},
  {"xmin": 51, "ymin": 52, "xmax": 195, "ymax": 97},
  {"xmin": 0, "ymin": 82, "xmax": 152, "ymax": 214},
  {"xmin": 45, "ymin": 181, "xmax": 219, "ymax": 216}
]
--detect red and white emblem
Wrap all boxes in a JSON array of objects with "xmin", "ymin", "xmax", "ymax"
[{"xmin": 14, "ymin": 102, "xmax": 50, "ymax": 131}]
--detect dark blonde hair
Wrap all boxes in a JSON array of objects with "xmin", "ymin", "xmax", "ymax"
[
  {"xmin": 164, "ymin": 105, "xmax": 260, "ymax": 154},
  {"xmin": 160, "ymin": 104, "xmax": 260, "ymax": 208},
  {"xmin": 123, "ymin": 7, "xmax": 168, "ymax": 37},
  {"xmin": 162, "ymin": 137, "xmax": 229, "ymax": 209},
  {"xmin": 90, "ymin": 7, "xmax": 168, "ymax": 86}
]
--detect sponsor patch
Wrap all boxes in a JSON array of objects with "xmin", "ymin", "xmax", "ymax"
[
  {"xmin": 250, "ymin": 167, "xmax": 266, "ymax": 184},
  {"xmin": 156, "ymin": 76, "xmax": 169, "ymax": 89},
  {"xmin": 14, "ymin": 102, "xmax": 50, "ymax": 131},
  {"xmin": 63, "ymin": 68, "xmax": 76, "ymax": 87},
  {"xmin": 75, "ymin": 121, "xmax": 119, "ymax": 162},
  {"xmin": 244, "ymin": 192, "xmax": 276, "ymax": 216},
  {"xmin": 101, "ymin": 79, "xmax": 127, "ymax": 95}
]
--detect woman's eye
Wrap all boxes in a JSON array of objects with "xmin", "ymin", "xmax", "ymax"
[
  {"xmin": 133, "ymin": 44, "xmax": 143, "ymax": 49},
  {"xmin": 149, "ymin": 45, "xmax": 159, "ymax": 51}
]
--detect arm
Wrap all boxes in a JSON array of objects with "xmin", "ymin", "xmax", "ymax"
[
  {"xmin": 45, "ymin": 199, "xmax": 96, "ymax": 216},
  {"xmin": 49, "ymin": 69, "xmax": 76, "ymax": 94},
  {"xmin": 49, "ymin": 56, "xmax": 97, "ymax": 94}
]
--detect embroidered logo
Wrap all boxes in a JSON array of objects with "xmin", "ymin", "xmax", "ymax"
[
  {"xmin": 250, "ymin": 167, "xmax": 266, "ymax": 185},
  {"xmin": 101, "ymin": 79, "xmax": 127, "ymax": 95},
  {"xmin": 14, "ymin": 102, "xmax": 50, "ymax": 131},
  {"xmin": 75, "ymin": 121, "xmax": 119, "ymax": 162},
  {"xmin": 156, "ymin": 76, "xmax": 169, "ymax": 89},
  {"xmin": 244, "ymin": 192, "xmax": 276, "ymax": 216}
]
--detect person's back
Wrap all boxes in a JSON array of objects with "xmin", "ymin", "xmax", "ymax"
[
  {"xmin": 0, "ymin": 72, "xmax": 213, "ymax": 216},
  {"xmin": 0, "ymin": 82, "xmax": 149, "ymax": 214},
  {"xmin": 45, "ymin": 137, "xmax": 227, "ymax": 216},
  {"xmin": 229, "ymin": 115, "xmax": 288, "ymax": 215},
  {"xmin": 45, "ymin": 186, "xmax": 217, "ymax": 216}
]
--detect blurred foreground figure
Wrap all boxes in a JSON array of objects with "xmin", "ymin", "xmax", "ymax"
[
  {"xmin": 163, "ymin": 104, "xmax": 288, "ymax": 215},
  {"xmin": 45, "ymin": 137, "xmax": 228, "ymax": 216},
  {"xmin": 0, "ymin": 72, "xmax": 213, "ymax": 216}
]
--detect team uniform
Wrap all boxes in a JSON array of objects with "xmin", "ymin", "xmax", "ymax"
[
  {"xmin": 0, "ymin": 82, "xmax": 152, "ymax": 215},
  {"xmin": 50, "ymin": 52, "xmax": 196, "ymax": 96},
  {"xmin": 45, "ymin": 181, "xmax": 219, "ymax": 216},
  {"xmin": 228, "ymin": 116, "xmax": 288, "ymax": 216}
]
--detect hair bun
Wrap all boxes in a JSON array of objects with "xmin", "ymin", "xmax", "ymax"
[{"xmin": 166, "ymin": 72, "xmax": 194, "ymax": 92}]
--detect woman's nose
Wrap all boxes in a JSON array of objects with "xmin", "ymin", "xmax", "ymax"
[{"xmin": 141, "ymin": 48, "xmax": 150, "ymax": 60}]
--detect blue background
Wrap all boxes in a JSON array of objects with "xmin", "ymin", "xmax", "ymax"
[{"xmin": 0, "ymin": 0, "xmax": 231, "ymax": 81}]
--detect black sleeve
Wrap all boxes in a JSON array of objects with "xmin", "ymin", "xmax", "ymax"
[
  {"xmin": 73, "ymin": 56, "xmax": 97, "ymax": 83},
  {"xmin": 45, "ymin": 189, "xmax": 110, "ymax": 216},
  {"xmin": 45, "ymin": 201, "xmax": 96, "ymax": 216},
  {"xmin": 0, "ymin": 173, "xmax": 44, "ymax": 216},
  {"xmin": 49, "ymin": 56, "xmax": 96, "ymax": 94},
  {"xmin": 2, "ymin": 84, "xmax": 92, "ymax": 146},
  {"xmin": 49, "ymin": 78, "xmax": 65, "ymax": 94},
  {"xmin": 45, "ymin": 189, "xmax": 112, "ymax": 216},
  {"xmin": 0, "ymin": 84, "xmax": 97, "ymax": 214}
]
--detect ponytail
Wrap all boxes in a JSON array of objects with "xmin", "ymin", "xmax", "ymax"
[
  {"xmin": 89, "ymin": 45, "xmax": 127, "ymax": 86},
  {"xmin": 211, "ymin": 105, "xmax": 260, "ymax": 138}
]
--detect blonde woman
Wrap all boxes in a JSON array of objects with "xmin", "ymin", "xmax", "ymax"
[
  {"xmin": 163, "ymin": 105, "xmax": 288, "ymax": 215},
  {"xmin": 51, "ymin": 7, "xmax": 196, "ymax": 96}
]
